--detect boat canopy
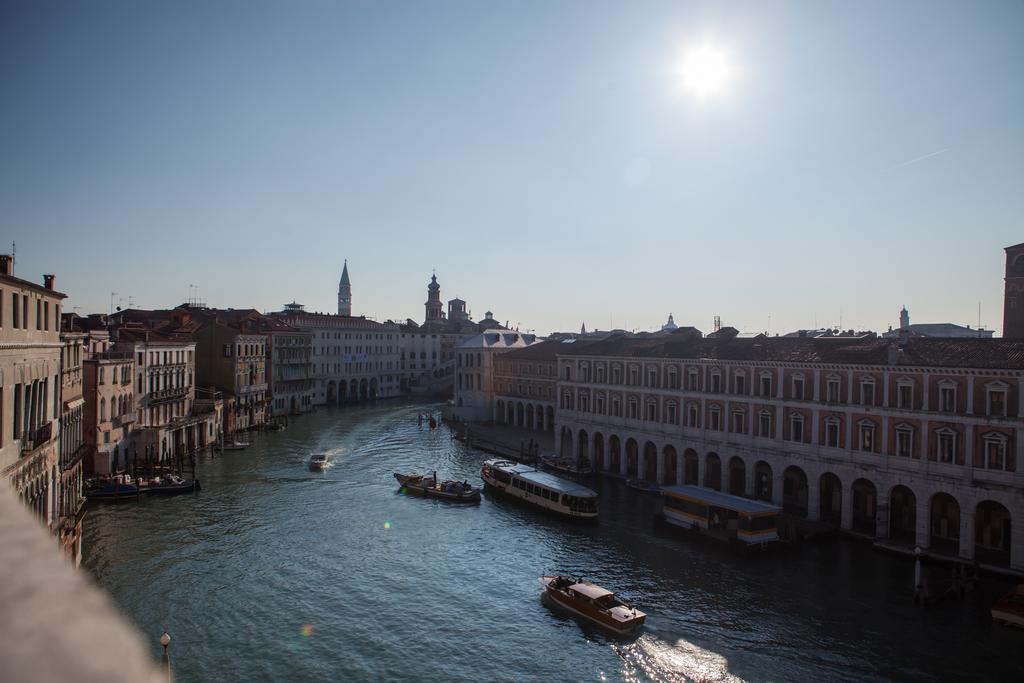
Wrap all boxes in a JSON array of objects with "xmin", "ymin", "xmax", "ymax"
[
  {"xmin": 485, "ymin": 460, "xmax": 597, "ymax": 497},
  {"xmin": 570, "ymin": 583, "xmax": 613, "ymax": 600},
  {"xmin": 661, "ymin": 485, "xmax": 780, "ymax": 515}
]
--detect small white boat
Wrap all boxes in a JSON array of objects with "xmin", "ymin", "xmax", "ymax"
[
  {"xmin": 309, "ymin": 454, "xmax": 330, "ymax": 471},
  {"xmin": 218, "ymin": 440, "xmax": 250, "ymax": 452}
]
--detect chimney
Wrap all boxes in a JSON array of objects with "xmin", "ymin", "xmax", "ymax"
[
  {"xmin": 0, "ymin": 254, "xmax": 12, "ymax": 276},
  {"xmin": 43, "ymin": 274, "xmax": 55, "ymax": 290}
]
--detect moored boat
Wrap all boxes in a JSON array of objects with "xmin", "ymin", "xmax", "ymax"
[
  {"xmin": 144, "ymin": 473, "xmax": 201, "ymax": 496},
  {"xmin": 84, "ymin": 474, "xmax": 141, "ymax": 501},
  {"xmin": 480, "ymin": 459, "xmax": 598, "ymax": 519},
  {"xmin": 394, "ymin": 472, "xmax": 481, "ymax": 503},
  {"xmin": 992, "ymin": 584, "xmax": 1024, "ymax": 628},
  {"xmin": 538, "ymin": 453, "xmax": 593, "ymax": 479},
  {"xmin": 538, "ymin": 575, "xmax": 646, "ymax": 635},
  {"xmin": 309, "ymin": 454, "xmax": 330, "ymax": 471},
  {"xmin": 657, "ymin": 485, "xmax": 780, "ymax": 548},
  {"xmin": 217, "ymin": 440, "xmax": 250, "ymax": 452},
  {"xmin": 625, "ymin": 478, "xmax": 660, "ymax": 494}
]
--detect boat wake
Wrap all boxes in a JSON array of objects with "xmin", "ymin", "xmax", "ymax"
[{"xmin": 615, "ymin": 634, "xmax": 742, "ymax": 683}]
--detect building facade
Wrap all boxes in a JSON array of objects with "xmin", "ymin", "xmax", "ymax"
[
  {"xmin": 492, "ymin": 339, "xmax": 562, "ymax": 432},
  {"xmin": 1004, "ymin": 241, "xmax": 1024, "ymax": 340},
  {"xmin": 56, "ymin": 327, "xmax": 86, "ymax": 564},
  {"xmin": 82, "ymin": 348, "xmax": 135, "ymax": 476},
  {"xmin": 453, "ymin": 331, "xmax": 539, "ymax": 421},
  {"xmin": 193, "ymin": 325, "xmax": 268, "ymax": 432},
  {"xmin": 0, "ymin": 259, "xmax": 66, "ymax": 531},
  {"xmin": 539, "ymin": 331, "xmax": 1024, "ymax": 572}
]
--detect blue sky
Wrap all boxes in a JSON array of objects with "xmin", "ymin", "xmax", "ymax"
[{"xmin": 2, "ymin": 1, "xmax": 1022, "ymax": 335}]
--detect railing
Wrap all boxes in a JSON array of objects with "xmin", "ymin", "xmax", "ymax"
[
  {"xmin": 20, "ymin": 423, "xmax": 53, "ymax": 455},
  {"xmin": 111, "ymin": 414, "xmax": 136, "ymax": 428},
  {"xmin": 149, "ymin": 387, "xmax": 189, "ymax": 403}
]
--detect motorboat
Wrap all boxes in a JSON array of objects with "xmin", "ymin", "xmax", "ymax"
[
  {"xmin": 481, "ymin": 459, "xmax": 598, "ymax": 519},
  {"xmin": 394, "ymin": 472, "xmax": 481, "ymax": 503},
  {"xmin": 625, "ymin": 478, "xmax": 661, "ymax": 494},
  {"xmin": 143, "ymin": 473, "xmax": 201, "ymax": 495},
  {"xmin": 538, "ymin": 453, "xmax": 593, "ymax": 479},
  {"xmin": 992, "ymin": 584, "xmax": 1024, "ymax": 628},
  {"xmin": 218, "ymin": 440, "xmax": 250, "ymax": 452},
  {"xmin": 84, "ymin": 474, "xmax": 141, "ymax": 501},
  {"xmin": 309, "ymin": 454, "xmax": 330, "ymax": 471},
  {"xmin": 538, "ymin": 575, "xmax": 646, "ymax": 635}
]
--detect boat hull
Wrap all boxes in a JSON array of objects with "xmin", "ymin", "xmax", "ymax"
[
  {"xmin": 145, "ymin": 480, "xmax": 201, "ymax": 496},
  {"xmin": 538, "ymin": 577, "xmax": 645, "ymax": 635},
  {"xmin": 394, "ymin": 474, "xmax": 481, "ymax": 503}
]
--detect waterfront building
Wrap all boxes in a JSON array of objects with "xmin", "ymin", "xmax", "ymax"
[
  {"xmin": 0, "ymin": 257, "xmax": 65, "ymax": 527},
  {"xmin": 492, "ymin": 339, "xmax": 565, "ymax": 432},
  {"xmin": 57, "ymin": 325, "xmax": 86, "ymax": 564},
  {"xmin": 192, "ymin": 323, "xmax": 268, "ymax": 432},
  {"xmin": 545, "ymin": 328, "xmax": 1024, "ymax": 572},
  {"xmin": 452, "ymin": 331, "xmax": 539, "ymax": 421},
  {"xmin": 82, "ymin": 339, "xmax": 135, "ymax": 476}
]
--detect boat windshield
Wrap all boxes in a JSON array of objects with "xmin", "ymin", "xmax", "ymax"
[{"xmin": 561, "ymin": 494, "xmax": 598, "ymax": 513}]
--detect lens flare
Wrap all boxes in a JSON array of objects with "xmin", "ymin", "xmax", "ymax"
[
  {"xmin": 383, "ymin": 520, "xmax": 392, "ymax": 530},
  {"xmin": 301, "ymin": 624, "xmax": 314, "ymax": 637}
]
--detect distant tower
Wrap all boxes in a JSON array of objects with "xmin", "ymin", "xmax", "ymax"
[
  {"xmin": 1004, "ymin": 242, "xmax": 1024, "ymax": 339},
  {"xmin": 425, "ymin": 272, "xmax": 443, "ymax": 322},
  {"xmin": 448, "ymin": 298, "xmax": 468, "ymax": 323},
  {"xmin": 337, "ymin": 260, "xmax": 352, "ymax": 316},
  {"xmin": 899, "ymin": 306, "xmax": 910, "ymax": 330},
  {"xmin": 713, "ymin": 315, "xmax": 721, "ymax": 333},
  {"xmin": 662, "ymin": 313, "xmax": 678, "ymax": 332},
  {"xmin": 581, "ymin": 322, "xmax": 587, "ymax": 335}
]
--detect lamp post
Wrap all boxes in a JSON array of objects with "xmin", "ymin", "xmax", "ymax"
[{"xmin": 159, "ymin": 631, "xmax": 171, "ymax": 681}]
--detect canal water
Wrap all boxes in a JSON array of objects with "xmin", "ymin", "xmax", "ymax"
[{"xmin": 83, "ymin": 401, "xmax": 1023, "ymax": 682}]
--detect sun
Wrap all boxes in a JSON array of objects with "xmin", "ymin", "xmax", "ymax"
[{"xmin": 676, "ymin": 43, "xmax": 734, "ymax": 100}]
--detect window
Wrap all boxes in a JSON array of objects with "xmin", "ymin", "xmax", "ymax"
[
  {"xmin": 792, "ymin": 376, "xmax": 805, "ymax": 400},
  {"xmin": 790, "ymin": 413, "xmax": 804, "ymax": 442},
  {"xmin": 732, "ymin": 411, "xmax": 745, "ymax": 433},
  {"xmin": 710, "ymin": 371, "xmax": 721, "ymax": 393},
  {"xmin": 578, "ymin": 393, "xmax": 589, "ymax": 413},
  {"xmin": 860, "ymin": 379, "xmax": 875, "ymax": 406},
  {"xmin": 12, "ymin": 293, "xmax": 19, "ymax": 328},
  {"xmin": 646, "ymin": 368, "xmax": 657, "ymax": 388},
  {"xmin": 758, "ymin": 411, "xmax": 771, "ymax": 438},
  {"xmin": 937, "ymin": 428, "xmax": 957, "ymax": 463},
  {"xmin": 895, "ymin": 425, "xmax": 913, "ymax": 458},
  {"xmin": 983, "ymin": 434, "xmax": 1008, "ymax": 471},
  {"xmin": 759, "ymin": 374, "xmax": 772, "ymax": 397},
  {"xmin": 709, "ymin": 406, "xmax": 722, "ymax": 431},
  {"xmin": 667, "ymin": 368, "xmax": 679, "ymax": 389},
  {"xmin": 595, "ymin": 395, "xmax": 605, "ymax": 414},
  {"xmin": 938, "ymin": 382, "xmax": 956, "ymax": 412},
  {"xmin": 735, "ymin": 374, "xmax": 745, "ymax": 395},
  {"xmin": 826, "ymin": 376, "xmax": 841, "ymax": 403},
  {"xmin": 859, "ymin": 420, "xmax": 876, "ymax": 452},
  {"xmin": 687, "ymin": 368, "xmax": 699, "ymax": 391},
  {"xmin": 646, "ymin": 401, "xmax": 656, "ymax": 421},
  {"xmin": 629, "ymin": 366, "xmax": 639, "ymax": 386},
  {"xmin": 825, "ymin": 418, "xmax": 840, "ymax": 448},
  {"xmin": 611, "ymin": 366, "xmax": 622, "ymax": 384},
  {"xmin": 987, "ymin": 386, "xmax": 1008, "ymax": 417},
  {"xmin": 628, "ymin": 398, "xmax": 639, "ymax": 420},
  {"xmin": 897, "ymin": 380, "xmax": 913, "ymax": 409},
  {"xmin": 596, "ymin": 365, "xmax": 606, "ymax": 383},
  {"xmin": 688, "ymin": 404, "xmax": 699, "ymax": 428},
  {"xmin": 666, "ymin": 402, "xmax": 678, "ymax": 424},
  {"xmin": 611, "ymin": 397, "xmax": 621, "ymax": 417}
]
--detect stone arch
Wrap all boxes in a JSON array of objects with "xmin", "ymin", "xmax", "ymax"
[
  {"xmin": 560, "ymin": 426, "xmax": 573, "ymax": 458},
  {"xmin": 684, "ymin": 448, "xmax": 699, "ymax": 485},
  {"xmin": 578, "ymin": 429, "xmax": 590, "ymax": 467},
  {"xmin": 350, "ymin": 381, "xmax": 359, "ymax": 401},
  {"xmin": 516, "ymin": 402, "xmax": 525, "ymax": 428},
  {"xmin": 507, "ymin": 402, "xmax": 515, "ymax": 425},
  {"xmin": 327, "ymin": 380, "xmax": 337, "ymax": 403},
  {"xmin": 643, "ymin": 441, "xmax": 658, "ymax": 482},
  {"xmin": 975, "ymin": 500, "xmax": 1011, "ymax": 566},
  {"xmin": 625, "ymin": 438, "xmax": 639, "ymax": 478},
  {"xmin": 526, "ymin": 403, "xmax": 535, "ymax": 430},
  {"xmin": 546, "ymin": 406, "xmax": 554, "ymax": 432},
  {"xmin": 727, "ymin": 456, "xmax": 746, "ymax": 496},
  {"xmin": 753, "ymin": 461, "xmax": 773, "ymax": 501},
  {"xmin": 609, "ymin": 435, "xmax": 622, "ymax": 473},
  {"xmin": 359, "ymin": 378, "xmax": 368, "ymax": 400},
  {"xmin": 593, "ymin": 432, "xmax": 606, "ymax": 472},
  {"xmin": 851, "ymin": 478, "xmax": 877, "ymax": 536},
  {"xmin": 783, "ymin": 466, "xmax": 808, "ymax": 517},
  {"xmin": 496, "ymin": 400, "xmax": 505, "ymax": 423},
  {"xmin": 662, "ymin": 445, "xmax": 678, "ymax": 485},
  {"xmin": 929, "ymin": 492, "xmax": 960, "ymax": 556},
  {"xmin": 889, "ymin": 485, "xmax": 917, "ymax": 545},
  {"xmin": 704, "ymin": 452, "xmax": 721, "ymax": 491},
  {"xmin": 369, "ymin": 378, "xmax": 379, "ymax": 398},
  {"xmin": 819, "ymin": 472, "xmax": 842, "ymax": 526}
]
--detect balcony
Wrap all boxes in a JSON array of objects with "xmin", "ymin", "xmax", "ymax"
[
  {"xmin": 149, "ymin": 387, "xmax": 189, "ymax": 404},
  {"xmin": 20, "ymin": 423, "xmax": 53, "ymax": 455},
  {"xmin": 111, "ymin": 414, "xmax": 136, "ymax": 428}
]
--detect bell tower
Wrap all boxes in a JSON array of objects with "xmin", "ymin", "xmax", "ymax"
[
  {"xmin": 425, "ymin": 272, "xmax": 443, "ymax": 322},
  {"xmin": 337, "ymin": 260, "xmax": 352, "ymax": 316},
  {"xmin": 1004, "ymin": 243, "xmax": 1024, "ymax": 339}
]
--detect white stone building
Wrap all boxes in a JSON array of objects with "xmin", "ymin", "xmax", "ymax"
[{"xmin": 453, "ymin": 331, "xmax": 539, "ymax": 421}]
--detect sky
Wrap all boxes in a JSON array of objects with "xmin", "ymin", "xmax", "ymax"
[{"xmin": 1, "ymin": 1, "xmax": 1022, "ymax": 336}]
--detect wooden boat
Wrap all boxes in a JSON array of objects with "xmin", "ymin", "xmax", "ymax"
[
  {"xmin": 309, "ymin": 454, "xmax": 330, "ymax": 471},
  {"xmin": 992, "ymin": 584, "xmax": 1024, "ymax": 628},
  {"xmin": 480, "ymin": 459, "xmax": 598, "ymax": 519},
  {"xmin": 394, "ymin": 472, "xmax": 481, "ymax": 503},
  {"xmin": 625, "ymin": 478, "xmax": 660, "ymax": 494},
  {"xmin": 538, "ymin": 453, "xmax": 593, "ymax": 479},
  {"xmin": 144, "ymin": 473, "xmax": 201, "ymax": 496},
  {"xmin": 538, "ymin": 575, "xmax": 646, "ymax": 635},
  {"xmin": 84, "ymin": 474, "xmax": 141, "ymax": 501},
  {"xmin": 657, "ymin": 485, "xmax": 781, "ymax": 548},
  {"xmin": 218, "ymin": 440, "xmax": 250, "ymax": 452}
]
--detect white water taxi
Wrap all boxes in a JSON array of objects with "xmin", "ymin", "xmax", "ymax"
[
  {"xmin": 539, "ymin": 575, "xmax": 646, "ymax": 635},
  {"xmin": 309, "ymin": 454, "xmax": 330, "ymax": 471},
  {"xmin": 480, "ymin": 459, "xmax": 598, "ymax": 519}
]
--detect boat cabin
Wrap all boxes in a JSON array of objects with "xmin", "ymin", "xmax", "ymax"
[
  {"xmin": 482, "ymin": 460, "xmax": 599, "ymax": 517},
  {"xmin": 660, "ymin": 485, "xmax": 780, "ymax": 544}
]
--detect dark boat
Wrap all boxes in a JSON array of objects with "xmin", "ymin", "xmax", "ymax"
[
  {"xmin": 144, "ymin": 474, "xmax": 201, "ymax": 496},
  {"xmin": 538, "ymin": 454, "xmax": 594, "ymax": 479},
  {"xmin": 309, "ymin": 454, "xmax": 330, "ymax": 471},
  {"xmin": 84, "ymin": 475, "xmax": 141, "ymax": 501},
  {"xmin": 394, "ymin": 472, "xmax": 481, "ymax": 503},
  {"xmin": 625, "ymin": 478, "xmax": 660, "ymax": 494}
]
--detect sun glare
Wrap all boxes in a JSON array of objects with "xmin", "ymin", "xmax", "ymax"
[{"xmin": 676, "ymin": 43, "xmax": 734, "ymax": 100}]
